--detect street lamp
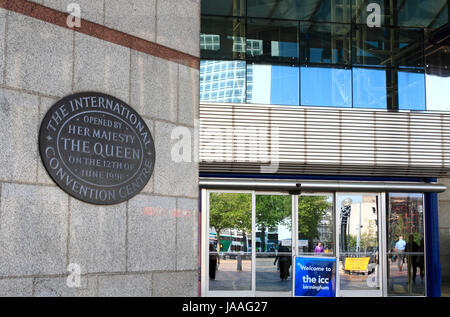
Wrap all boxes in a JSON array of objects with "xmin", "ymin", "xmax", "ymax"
[
  {"xmin": 340, "ymin": 198, "xmax": 352, "ymax": 255},
  {"xmin": 342, "ymin": 198, "xmax": 352, "ymax": 208}
]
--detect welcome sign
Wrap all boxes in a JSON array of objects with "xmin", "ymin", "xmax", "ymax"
[
  {"xmin": 294, "ymin": 257, "xmax": 336, "ymax": 297},
  {"xmin": 39, "ymin": 92, "xmax": 155, "ymax": 205}
]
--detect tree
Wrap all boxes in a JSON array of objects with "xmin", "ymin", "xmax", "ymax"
[
  {"xmin": 209, "ymin": 193, "xmax": 252, "ymax": 253},
  {"xmin": 255, "ymin": 195, "xmax": 291, "ymax": 252},
  {"xmin": 298, "ymin": 196, "xmax": 332, "ymax": 251}
]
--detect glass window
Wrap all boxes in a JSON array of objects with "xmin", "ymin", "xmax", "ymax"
[
  {"xmin": 208, "ymin": 192, "xmax": 252, "ymax": 291},
  {"xmin": 201, "ymin": 16, "xmax": 246, "ymax": 60},
  {"xmin": 426, "ymin": 1, "xmax": 449, "ymax": 29},
  {"xmin": 352, "ymin": 24, "xmax": 387, "ymax": 67},
  {"xmin": 352, "ymin": 0, "xmax": 448, "ymax": 29},
  {"xmin": 425, "ymin": 47, "xmax": 450, "ymax": 111},
  {"xmin": 247, "ymin": 64, "xmax": 299, "ymax": 105},
  {"xmin": 300, "ymin": 22, "xmax": 351, "ymax": 65},
  {"xmin": 352, "ymin": 25, "xmax": 423, "ymax": 68},
  {"xmin": 387, "ymin": 193, "xmax": 425, "ymax": 296},
  {"xmin": 398, "ymin": 71, "xmax": 426, "ymax": 110},
  {"xmin": 353, "ymin": 67, "xmax": 387, "ymax": 109},
  {"xmin": 397, "ymin": 0, "xmax": 448, "ymax": 28},
  {"xmin": 247, "ymin": 0, "xmax": 351, "ymax": 22},
  {"xmin": 338, "ymin": 194, "xmax": 380, "ymax": 292},
  {"xmin": 301, "ymin": 66, "xmax": 352, "ymax": 107},
  {"xmin": 201, "ymin": 0, "xmax": 246, "ymax": 17},
  {"xmin": 426, "ymin": 74, "xmax": 450, "ymax": 111},
  {"xmin": 395, "ymin": 28, "xmax": 424, "ymax": 68},
  {"xmin": 298, "ymin": 195, "xmax": 334, "ymax": 256},
  {"xmin": 247, "ymin": 19, "xmax": 299, "ymax": 63},
  {"xmin": 247, "ymin": 0, "xmax": 299, "ymax": 20},
  {"xmin": 255, "ymin": 194, "xmax": 292, "ymax": 293},
  {"xmin": 297, "ymin": 0, "xmax": 352, "ymax": 23},
  {"xmin": 200, "ymin": 60, "xmax": 246, "ymax": 103}
]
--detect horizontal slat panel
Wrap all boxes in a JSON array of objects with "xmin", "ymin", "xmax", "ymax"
[{"xmin": 199, "ymin": 103, "xmax": 450, "ymax": 177}]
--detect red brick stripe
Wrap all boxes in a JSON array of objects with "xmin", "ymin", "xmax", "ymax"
[{"xmin": 0, "ymin": 0, "xmax": 200, "ymax": 69}]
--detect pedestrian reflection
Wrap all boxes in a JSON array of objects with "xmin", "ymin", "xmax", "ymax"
[{"xmin": 274, "ymin": 245, "xmax": 292, "ymax": 281}]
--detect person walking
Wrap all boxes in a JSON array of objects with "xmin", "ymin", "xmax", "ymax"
[
  {"xmin": 274, "ymin": 245, "xmax": 291, "ymax": 280},
  {"xmin": 395, "ymin": 236, "xmax": 406, "ymax": 272}
]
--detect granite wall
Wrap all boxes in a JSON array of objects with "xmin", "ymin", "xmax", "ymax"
[{"xmin": 0, "ymin": 0, "xmax": 199, "ymax": 296}]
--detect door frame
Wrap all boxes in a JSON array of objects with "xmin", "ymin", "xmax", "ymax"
[
  {"xmin": 201, "ymin": 189, "xmax": 391, "ymax": 297},
  {"xmin": 335, "ymin": 192, "xmax": 386, "ymax": 297},
  {"xmin": 201, "ymin": 189, "xmax": 254, "ymax": 297},
  {"xmin": 254, "ymin": 192, "xmax": 295, "ymax": 297}
]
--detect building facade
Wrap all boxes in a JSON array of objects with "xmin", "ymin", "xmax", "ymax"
[
  {"xmin": 0, "ymin": 0, "xmax": 449, "ymax": 298},
  {"xmin": 0, "ymin": 0, "xmax": 199, "ymax": 296},
  {"xmin": 199, "ymin": 0, "xmax": 450, "ymax": 297}
]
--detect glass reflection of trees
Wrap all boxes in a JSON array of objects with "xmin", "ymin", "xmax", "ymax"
[
  {"xmin": 209, "ymin": 194, "xmax": 334, "ymax": 255},
  {"xmin": 298, "ymin": 196, "xmax": 333, "ymax": 255},
  {"xmin": 387, "ymin": 193, "xmax": 425, "ymax": 296},
  {"xmin": 255, "ymin": 195, "xmax": 291, "ymax": 252},
  {"xmin": 209, "ymin": 193, "xmax": 252, "ymax": 255}
]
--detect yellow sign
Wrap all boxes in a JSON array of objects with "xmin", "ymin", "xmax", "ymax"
[{"xmin": 344, "ymin": 257, "xmax": 370, "ymax": 271}]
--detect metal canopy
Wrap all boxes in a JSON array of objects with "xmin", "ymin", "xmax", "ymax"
[{"xmin": 199, "ymin": 178, "xmax": 447, "ymax": 193}]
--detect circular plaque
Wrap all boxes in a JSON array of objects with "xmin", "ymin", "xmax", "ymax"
[{"xmin": 39, "ymin": 92, "xmax": 155, "ymax": 205}]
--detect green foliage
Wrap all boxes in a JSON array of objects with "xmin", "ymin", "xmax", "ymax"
[
  {"xmin": 256, "ymin": 195, "xmax": 292, "ymax": 252},
  {"xmin": 209, "ymin": 193, "xmax": 331, "ymax": 252},
  {"xmin": 298, "ymin": 196, "xmax": 332, "ymax": 243},
  {"xmin": 256, "ymin": 195, "xmax": 291, "ymax": 230},
  {"xmin": 209, "ymin": 193, "xmax": 252, "ymax": 235}
]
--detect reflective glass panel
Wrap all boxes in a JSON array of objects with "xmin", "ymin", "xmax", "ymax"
[
  {"xmin": 201, "ymin": 0, "xmax": 246, "ymax": 17},
  {"xmin": 394, "ymin": 28, "xmax": 424, "ymax": 68},
  {"xmin": 352, "ymin": 25, "xmax": 423, "ymax": 68},
  {"xmin": 352, "ymin": 67, "xmax": 387, "ymax": 109},
  {"xmin": 398, "ymin": 71, "xmax": 426, "ymax": 110},
  {"xmin": 247, "ymin": 0, "xmax": 299, "ymax": 20},
  {"xmin": 200, "ymin": 60, "xmax": 246, "ymax": 103},
  {"xmin": 426, "ymin": 74, "xmax": 450, "ymax": 111},
  {"xmin": 298, "ymin": 195, "xmax": 334, "ymax": 256},
  {"xmin": 300, "ymin": 22, "xmax": 351, "ymax": 65},
  {"xmin": 255, "ymin": 194, "xmax": 292, "ymax": 294},
  {"xmin": 301, "ymin": 67, "xmax": 352, "ymax": 107},
  {"xmin": 247, "ymin": 19, "xmax": 299, "ymax": 63},
  {"xmin": 338, "ymin": 194, "xmax": 380, "ymax": 292},
  {"xmin": 353, "ymin": 0, "xmax": 448, "ymax": 29},
  {"xmin": 352, "ymin": 24, "xmax": 388, "ymax": 67},
  {"xmin": 297, "ymin": 0, "xmax": 352, "ymax": 23},
  {"xmin": 247, "ymin": 64, "xmax": 299, "ymax": 105},
  {"xmin": 247, "ymin": 0, "xmax": 351, "ymax": 23},
  {"xmin": 201, "ymin": 16, "xmax": 245, "ymax": 60},
  {"xmin": 397, "ymin": 0, "xmax": 448, "ymax": 28},
  {"xmin": 426, "ymin": 48, "xmax": 450, "ymax": 111},
  {"xmin": 387, "ymin": 193, "xmax": 425, "ymax": 296},
  {"xmin": 208, "ymin": 192, "xmax": 252, "ymax": 291}
]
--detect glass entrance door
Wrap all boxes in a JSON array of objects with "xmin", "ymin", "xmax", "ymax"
[
  {"xmin": 204, "ymin": 190, "xmax": 295, "ymax": 297},
  {"xmin": 206, "ymin": 191, "xmax": 253, "ymax": 296},
  {"xmin": 255, "ymin": 194, "xmax": 293, "ymax": 296},
  {"xmin": 203, "ymin": 189, "xmax": 425, "ymax": 297},
  {"xmin": 336, "ymin": 193, "xmax": 383, "ymax": 297}
]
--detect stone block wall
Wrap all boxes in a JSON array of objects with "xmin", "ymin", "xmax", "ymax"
[{"xmin": 0, "ymin": 0, "xmax": 199, "ymax": 297}]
